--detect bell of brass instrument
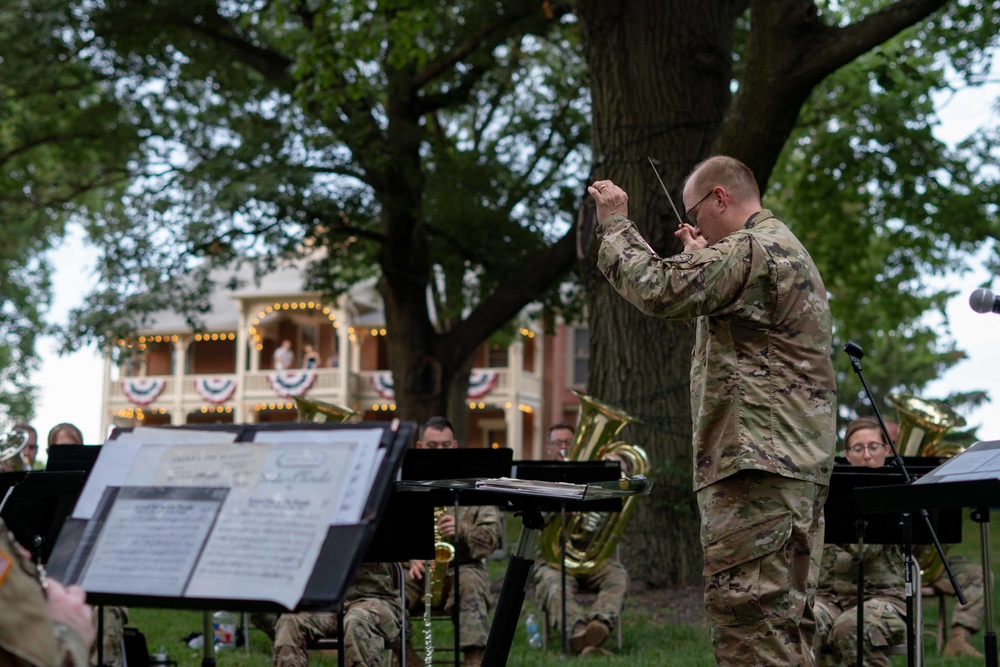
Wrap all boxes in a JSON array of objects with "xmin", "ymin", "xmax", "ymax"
[
  {"xmin": 887, "ymin": 392, "xmax": 966, "ymax": 584},
  {"xmin": 295, "ymin": 396, "xmax": 357, "ymax": 424},
  {"xmin": 0, "ymin": 427, "xmax": 30, "ymax": 472},
  {"xmin": 538, "ymin": 390, "xmax": 650, "ymax": 575},
  {"xmin": 426, "ymin": 507, "xmax": 455, "ymax": 609}
]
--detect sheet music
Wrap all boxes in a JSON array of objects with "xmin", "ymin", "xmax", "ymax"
[
  {"xmin": 252, "ymin": 428, "xmax": 383, "ymax": 524},
  {"xmin": 916, "ymin": 446, "xmax": 1000, "ymax": 483},
  {"xmin": 79, "ymin": 487, "xmax": 226, "ymax": 597},
  {"xmin": 73, "ymin": 428, "xmax": 238, "ymax": 519},
  {"xmin": 474, "ymin": 476, "xmax": 588, "ymax": 499},
  {"xmin": 67, "ymin": 426, "xmax": 389, "ymax": 608}
]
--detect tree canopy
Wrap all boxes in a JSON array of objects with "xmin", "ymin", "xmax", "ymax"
[
  {"xmin": 52, "ymin": 0, "xmax": 589, "ymax": 424},
  {"xmin": 0, "ymin": 0, "xmax": 141, "ymax": 423}
]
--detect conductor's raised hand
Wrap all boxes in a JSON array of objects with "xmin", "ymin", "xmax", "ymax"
[
  {"xmin": 588, "ymin": 180, "xmax": 628, "ymax": 223},
  {"xmin": 674, "ymin": 222, "xmax": 707, "ymax": 253}
]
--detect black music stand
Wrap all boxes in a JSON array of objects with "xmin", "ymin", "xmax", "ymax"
[
  {"xmin": 825, "ymin": 463, "xmax": 962, "ymax": 666},
  {"xmin": 47, "ymin": 421, "xmax": 414, "ymax": 667},
  {"xmin": 0, "ymin": 471, "xmax": 88, "ymax": 564},
  {"xmin": 400, "ymin": 448, "xmax": 513, "ymax": 667},
  {"xmin": 396, "ymin": 475, "xmax": 651, "ymax": 667},
  {"xmin": 45, "ymin": 445, "xmax": 102, "ymax": 475},
  {"xmin": 854, "ymin": 439, "xmax": 1000, "ymax": 667},
  {"xmin": 513, "ymin": 460, "xmax": 622, "ymax": 656}
]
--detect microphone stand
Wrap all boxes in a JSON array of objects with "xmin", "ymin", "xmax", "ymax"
[{"xmin": 843, "ymin": 341, "xmax": 967, "ymax": 667}]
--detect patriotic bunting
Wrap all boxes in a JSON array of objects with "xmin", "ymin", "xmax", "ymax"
[
  {"xmin": 267, "ymin": 371, "xmax": 317, "ymax": 398},
  {"xmin": 194, "ymin": 377, "xmax": 237, "ymax": 404},
  {"xmin": 121, "ymin": 378, "xmax": 166, "ymax": 406}
]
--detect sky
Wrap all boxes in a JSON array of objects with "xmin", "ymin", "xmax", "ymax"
[{"xmin": 27, "ymin": 57, "xmax": 1000, "ymax": 456}]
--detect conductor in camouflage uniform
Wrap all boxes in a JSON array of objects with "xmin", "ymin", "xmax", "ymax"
[
  {"xmin": 403, "ymin": 417, "xmax": 502, "ymax": 667},
  {"xmin": 814, "ymin": 417, "xmax": 906, "ymax": 666},
  {"xmin": 0, "ymin": 518, "xmax": 94, "ymax": 667},
  {"xmin": 272, "ymin": 562, "xmax": 401, "ymax": 667},
  {"xmin": 592, "ymin": 155, "xmax": 837, "ymax": 666}
]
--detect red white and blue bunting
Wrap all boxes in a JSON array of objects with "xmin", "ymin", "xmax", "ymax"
[
  {"xmin": 371, "ymin": 372, "xmax": 395, "ymax": 399},
  {"xmin": 194, "ymin": 377, "xmax": 237, "ymax": 405},
  {"xmin": 121, "ymin": 378, "xmax": 166, "ymax": 406},
  {"xmin": 267, "ymin": 371, "xmax": 317, "ymax": 398},
  {"xmin": 370, "ymin": 370, "xmax": 499, "ymax": 401},
  {"xmin": 467, "ymin": 370, "xmax": 499, "ymax": 399}
]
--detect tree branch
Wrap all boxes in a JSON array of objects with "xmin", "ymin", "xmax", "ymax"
[{"xmin": 442, "ymin": 228, "xmax": 577, "ymax": 363}]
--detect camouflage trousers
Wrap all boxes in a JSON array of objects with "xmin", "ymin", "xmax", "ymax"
[
  {"xmin": 813, "ymin": 595, "xmax": 906, "ymax": 667},
  {"xmin": 404, "ymin": 562, "xmax": 492, "ymax": 649},
  {"xmin": 273, "ymin": 598, "xmax": 400, "ymax": 667},
  {"xmin": 697, "ymin": 471, "xmax": 827, "ymax": 667},
  {"xmin": 90, "ymin": 606, "xmax": 128, "ymax": 667},
  {"xmin": 533, "ymin": 560, "xmax": 628, "ymax": 633},
  {"xmin": 930, "ymin": 554, "xmax": 985, "ymax": 631}
]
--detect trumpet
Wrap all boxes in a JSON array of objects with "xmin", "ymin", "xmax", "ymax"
[{"xmin": 0, "ymin": 426, "xmax": 31, "ymax": 472}]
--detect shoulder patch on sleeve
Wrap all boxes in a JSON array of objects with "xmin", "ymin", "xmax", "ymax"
[{"xmin": 0, "ymin": 548, "xmax": 12, "ymax": 588}]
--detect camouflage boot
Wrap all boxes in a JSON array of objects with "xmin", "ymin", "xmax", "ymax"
[
  {"xmin": 462, "ymin": 648, "xmax": 484, "ymax": 667},
  {"xmin": 943, "ymin": 625, "xmax": 982, "ymax": 658}
]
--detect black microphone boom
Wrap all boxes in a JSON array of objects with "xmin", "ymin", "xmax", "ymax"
[{"xmin": 969, "ymin": 287, "xmax": 1000, "ymax": 314}]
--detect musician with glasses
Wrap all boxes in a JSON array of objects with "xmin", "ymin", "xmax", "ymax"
[
  {"xmin": 532, "ymin": 423, "xmax": 629, "ymax": 656},
  {"xmin": 591, "ymin": 155, "xmax": 836, "ymax": 666},
  {"xmin": 400, "ymin": 417, "xmax": 502, "ymax": 667},
  {"xmin": 814, "ymin": 416, "xmax": 907, "ymax": 667}
]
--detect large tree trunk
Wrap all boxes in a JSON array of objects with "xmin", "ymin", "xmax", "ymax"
[{"xmin": 576, "ymin": 0, "xmax": 745, "ymax": 583}]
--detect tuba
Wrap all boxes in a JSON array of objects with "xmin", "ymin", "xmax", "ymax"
[
  {"xmin": 538, "ymin": 390, "xmax": 650, "ymax": 575},
  {"xmin": 0, "ymin": 427, "xmax": 30, "ymax": 472},
  {"xmin": 886, "ymin": 392, "xmax": 966, "ymax": 458},
  {"xmin": 295, "ymin": 396, "xmax": 357, "ymax": 424},
  {"xmin": 887, "ymin": 392, "xmax": 965, "ymax": 584}
]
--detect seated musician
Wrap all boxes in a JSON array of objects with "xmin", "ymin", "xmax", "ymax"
[
  {"xmin": 531, "ymin": 423, "xmax": 628, "ymax": 657},
  {"xmin": 814, "ymin": 416, "xmax": 907, "ymax": 666},
  {"xmin": 272, "ymin": 562, "xmax": 402, "ymax": 667},
  {"xmin": 401, "ymin": 417, "xmax": 502, "ymax": 667},
  {"xmin": 882, "ymin": 421, "xmax": 986, "ymax": 658},
  {"xmin": 0, "ymin": 517, "xmax": 95, "ymax": 667}
]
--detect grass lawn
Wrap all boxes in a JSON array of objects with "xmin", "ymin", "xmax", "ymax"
[{"xmin": 123, "ymin": 510, "xmax": 996, "ymax": 666}]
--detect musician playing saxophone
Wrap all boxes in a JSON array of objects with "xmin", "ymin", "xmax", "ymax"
[
  {"xmin": 532, "ymin": 423, "xmax": 629, "ymax": 656},
  {"xmin": 402, "ymin": 417, "xmax": 502, "ymax": 667},
  {"xmin": 592, "ymin": 156, "xmax": 837, "ymax": 666}
]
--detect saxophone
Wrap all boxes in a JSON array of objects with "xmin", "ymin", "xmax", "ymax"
[
  {"xmin": 421, "ymin": 506, "xmax": 455, "ymax": 666},
  {"xmin": 538, "ymin": 391, "xmax": 650, "ymax": 575},
  {"xmin": 425, "ymin": 507, "xmax": 455, "ymax": 608}
]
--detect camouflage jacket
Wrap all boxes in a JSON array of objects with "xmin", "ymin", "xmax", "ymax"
[
  {"xmin": 597, "ymin": 209, "xmax": 836, "ymax": 490},
  {"xmin": 346, "ymin": 562, "xmax": 401, "ymax": 606},
  {"xmin": 0, "ymin": 521, "xmax": 90, "ymax": 667},
  {"xmin": 817, "ymin": 542, "xmax": 906, "ymax": 604},
  {"xmin": 443, "ymin": 505, "xmax": 502, "ymax": 565}
]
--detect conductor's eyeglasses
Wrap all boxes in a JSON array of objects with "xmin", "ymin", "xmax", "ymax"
[
  {"xmin": 847, "ymin": 442, "xmax": 885, "ymax": 455},
  {"xmin": 684, "ymin": 190, "xmax": 714, "ymax": 227}
]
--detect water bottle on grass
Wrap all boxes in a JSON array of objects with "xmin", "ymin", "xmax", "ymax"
[{"xmin": 525, "ymin": 613, "xmax": 542, "ymax": 648}]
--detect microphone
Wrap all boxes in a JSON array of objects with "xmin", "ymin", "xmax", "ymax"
[
  {"xmin": 969, "ymin": 288, "xmax": 1000, "ymax": 314},
  {"xmin": 843, "ymin": 340, "xmax": 864, "ymax": 360}
]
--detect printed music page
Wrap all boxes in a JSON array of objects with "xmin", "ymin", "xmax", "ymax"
[
  {"xmin": 78, "ymin": 487, "xmax": 227, "ymax": 597},
  {"xmin": 74, "ymin": 428, "xmax": 384, "ymax": 608},
  {"xmin": 183, "ymin": 439, "xmax": 360, "ymax": 607}
]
